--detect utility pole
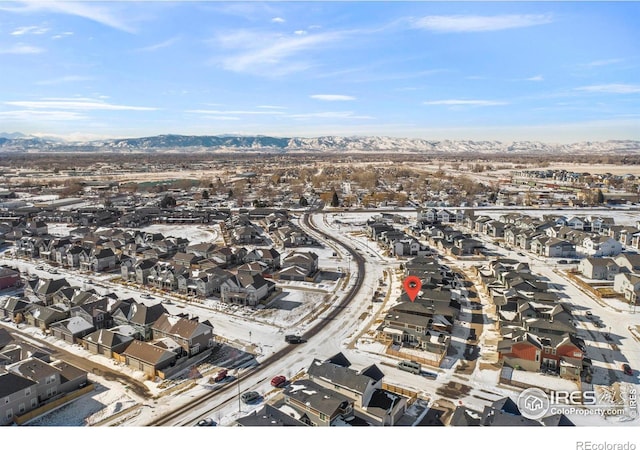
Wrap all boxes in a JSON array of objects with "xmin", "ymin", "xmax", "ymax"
[{"xmin": 237, "ymin": 368, "xmax": 241, "ymax": 413}]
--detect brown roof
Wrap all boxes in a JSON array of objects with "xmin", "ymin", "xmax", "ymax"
[{"xmin": 121, "ymin": 340, "xmax": 176, "ymax": 366}]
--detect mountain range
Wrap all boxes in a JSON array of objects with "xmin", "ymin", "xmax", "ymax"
[{"xmin": 1, "ymin": 133, "xmax": 639, "ymax": 154}]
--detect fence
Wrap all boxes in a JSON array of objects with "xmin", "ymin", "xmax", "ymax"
[
  {"xmin": 385, "ymin": 345, "xmax": 444, "ymax": 368},
  {"xmin": 14, "ymin": 383, "xmax": 95, "ymax": 425}
]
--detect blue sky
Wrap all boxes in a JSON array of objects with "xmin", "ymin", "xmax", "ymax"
[{"xmin": 0, "ymin": 1, "xmax": 639, "ymax": 142}]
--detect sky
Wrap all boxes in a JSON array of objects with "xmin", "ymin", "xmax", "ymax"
[{"xmin": 0, "ymin": 1, "xmax": 639, "ymax": 143}]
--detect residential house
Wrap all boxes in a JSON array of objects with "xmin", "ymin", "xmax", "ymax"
[
  {"xmin": 613, "ymin": 273, "xmax": 640, "ymax": 304},
  {"xmin": 151, "ymin": 313, "xmax": 215, "ymax": 357},
  {"xmin": 0, "ymin": 371, "xmax": 38, "ymax": 425},
  {"xmin": 306, "ymin": 353, "xmax": 388, "ymax": 417},
  {"xmin": 82, "ymin": 329, "xmax": 135, "ymax": 358},
  {"xmin": 282, "ymin": 252, "xmax": 319, "ymax": 276},
  {"xmin": 282, "ymin": 379, "xmax": 354, "ymax": 426},
  {"xmin": 220, "ymin": 273, "xmax": 275, "ymax": 307},
  {"xmin": 120, "ymin": 340, "xmax": 177, "ymax": 378},
  {"xmin": 50, "ymin": 316, "xmax": 96, "ymax": 344},
  {"xmin": 579, "ymin": 258, "xmax": 620, "ymax": 280},
  {"xmin": 582, "ymin": 236, "xmax": 622, "ymax": 257}
]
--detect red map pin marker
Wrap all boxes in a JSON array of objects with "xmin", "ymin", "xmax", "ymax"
[{"xmin": 403, "ymin": 276, "xmax": 422, "ymax": 302}]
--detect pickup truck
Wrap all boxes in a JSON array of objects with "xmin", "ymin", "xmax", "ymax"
[{"xmin": 213, "ymin": 369, "xmax": 228, "ymax": 382}]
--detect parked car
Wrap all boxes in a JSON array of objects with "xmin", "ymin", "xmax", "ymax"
[
  {"xmin": 557, "ymin": 259, "xmax": 568, "ymax": 264},
  {"xmin": 285, "ymin": 334, "xmax": 304, "ymax": 344},
  {"xmin": 586, "ymin": 311, "xmax": 593, "ymax": 318},
  {"xmin": 196, "ymin": 418, "xmax": 216, "ymax": 426},
  {"xmin": 241, "ymin": 391, "xmax": 260, "ymax": 404},
  {"xmin": 214, "ymin": 369, "xmax": 228, "ymax": 382},
  {"xmin": 623, "ymin": 364, "xmax": 633, "ymax": 376},
  {"xmin": 270, "ymin": 375, "xmax": 286, "ymax": 388},
  {"xmin": 397, "ymin": 360, "xmax": 421, "ymax": 374}
]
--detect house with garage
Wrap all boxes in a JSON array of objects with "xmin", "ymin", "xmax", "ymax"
[
  {"xmin": 120, "ymin": 340, "xmax": 177, "ymax": 378},
  {"xmin": 580, "ymin": 258, "xmax": 620, "ymax": 280},
  {"xmin": 151, "ymin": 313, "xmax": 215, "ymax": 357},
  {"xmin": 82, "ymin": 328, "xmax": 135, "ymax": 358}
]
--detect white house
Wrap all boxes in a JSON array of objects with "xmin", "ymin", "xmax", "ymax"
[
  {"xmin": 613, "ymin": 273, "xmax": 640, "ymax": 303},
  {"xmin": 582, "ymin": 236, "xmax": 622, "ymax": 257}
]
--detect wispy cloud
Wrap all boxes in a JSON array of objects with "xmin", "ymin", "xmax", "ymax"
[
  {"xmin": 0, "ymin": 43, "xmax": 44, "ymax": 54},
  {"xmin": 52, "ymin": 31, "xmax": 74, "ymax": 40},
  {"xmin": 186, "ymin": 109, "xmax": 284, "ymax": 116},
  {"xmin": 310, "ymin": 94, "xmax": 356, "ymax": 102},
  {"xmin": 0, "ymin": 110, "xmax": 87, "ymax": 121},
  {"xmin": 584, "ymin": 58, "xmax": 624, "ymax": 68},
  {"xmin": 214, "ymin": 29, "xmax": 346, "ymax": 76},
  {"xmin": 411, "ymin": 14, "xmax": 553, "ymax": 33},
  {"xmin": 257, "ymin": 105, "xmax": 287, "ymax": 110},
  {"xmin": 526, "ymin": 75, "xmax": 544, "ymax": 82},
  {"xmin": 35, "ymin": 75, "xmax": 92, "ymax": 86},
  {"xmin": 11, "ymin": 25, "xmax": 49, "ymax": 36},
  {"xmin": 135, "ymin": 37, "xmax": 180, "ymax": 53},
  {"xmin": 575, "ymin": 84, "xmax": 640, "ymax": 94},
  {"xmin": 424, "ymin": 99, "xmax": 508, "ymax": 106},
  {"xmin": 271, "ymin": 17, "xmax": 285, "ymax": 23},
  {"xmin": 288, "ymin": 111, "xmax": 373, "ymax": 120},
  {"xmin": 3, "ymin": 1, "xmax": 136, "ymax": 33},
  {"xmin": 6, "ymin": 98, "xmax": 158, "ymax": 111}
]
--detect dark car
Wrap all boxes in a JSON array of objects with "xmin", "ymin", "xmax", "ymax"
[
  {"xmin": 623, "ymin": 364, "xmax": 633, "ymax": 376},
  {"xmin": 241, "ymin": 391, "xmax": 260, "ymax": 404},
  {"xmin": 270, "ymin": 375, "xmax": 286, "ymax": 388},
  {"xmin": 285, "ymin": 335, "xmax": 304, "ymax": 344},
  {"xmin": 196, "ymin": 418, "xmax": 216, "ymax": 426}
]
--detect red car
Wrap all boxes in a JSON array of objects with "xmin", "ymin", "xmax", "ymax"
[
  {"xmin": 622, "ymin": 364, "xmax": 633, "ymax": 376},
  {"xmin": 270, "ymin": 375, "xmax": 286, "ymax": 387},
  {"xmin": 214, "ymin": 369, "xmax": 228, "ymax": 382}
]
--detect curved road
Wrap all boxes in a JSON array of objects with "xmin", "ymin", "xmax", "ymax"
[{"xmin": 147, "ymin": 212, "xmax": 365, "ymax": 426}]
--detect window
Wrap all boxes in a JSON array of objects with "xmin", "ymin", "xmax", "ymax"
[
  {"xmin": 573, "ymin": 352, "xmax": 582, "ymax": 358},
  {"xmin": 535, "ymin": 352, "xmax": 540, "ymax": 362},
  {"xmin": 25, "ymin": 388, "xmax": 31, "ymax": 397},
  {"xmin": 319, "ymin": 413, "xmax": 328, "ymax": 421},
  {"xmin": 31, "ymin": 399, "xmax": 37, "ymax": 408},
  {"xmin": 3, "ymin": 397, "xmax": 8, "ymax": 405},
  {"xmin": 18, "ymin": 403, "xmax": 25, "ymax": 414},
  {"xmin": 6, "ymin": 409, "xmax": 12, "ymax": 420},
  {"xmin": 551, "ymin": 348, "xmax": 557, "ymax": 355}
]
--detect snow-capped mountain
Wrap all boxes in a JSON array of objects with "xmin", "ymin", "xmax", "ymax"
[{"xmin": 0, "ymin": 133, "xmax": 639, "ymax": 154}]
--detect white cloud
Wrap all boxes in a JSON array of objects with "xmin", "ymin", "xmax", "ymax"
[
  {"xmin": 35, "ymin": 75, "xmax": 92, "ymax": 85},
  {"xmin": 135, "ymin": 37, "xmax": 180, "ymax": 52},
  {"xmin": 526, "ymin": 75, "xmax": 544, "ymax": 82},
  {"xmin": 294, "ymin": 30, "xmax": 307, "ymax": 36},
  {"xmin": 271, "ymin": 17, "xmax": 285, "ymax": 23},
  {"xmin": 11, "ymin": 25, "xmax": 49, "ymax": 36},
  {"xmin": 412, "ymin": 14, "xmax": 553, "ymax": 33},
  {"xmin": 0, "ymin": 110, "xmax": 87, "ymax": 121},
  {"xmin": 575, "ymin": 84, "xmax": 640, "ymax": 94},
  {"xmin": 186, "ymin": 109, "xmax": 284, "ymax": 116},
  {"xmin": 0, "ymin": 43, "xmax": 44, "ymax": 54},
  {"xmin": 215, "ymin": 29, "xmax": 345, "ymax": 76},
  {"xmin": 584, "ymin": 58, "xmax": 624, "ymax": 68},
  {"xmin": 52, "ymin": 31, "xmax": 74, "ymax": 39},
  {"xmin": 5, "ymin": 99, "xmax": 158, "ymax": 111},
  {"xmin": 257, "ymin": 105, "xmax": 287, "ymax": 110},
  {"xmin": 287, "ymin": 111, "xmax": 373, "ymax": 120},
  {"xmin": 310, "ymin": 94, "xmax": 356, "ymax": 102},
  {"xmin": 424, "ymin": 99, "xmax": 508, "ymax": 106},
  {"xmin": 5, "ymin": 1, "xmax": 136, "ymax": 33}
]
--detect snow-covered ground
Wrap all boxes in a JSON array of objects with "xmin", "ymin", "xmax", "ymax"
[{"xmin": 46, "ymin": 223, "xmax": 222, "ymax": 246}]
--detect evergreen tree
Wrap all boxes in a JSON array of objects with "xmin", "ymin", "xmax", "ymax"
[{"xmin": 331, "ymin": 191, "xmax": 340, "ymax": 207}]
